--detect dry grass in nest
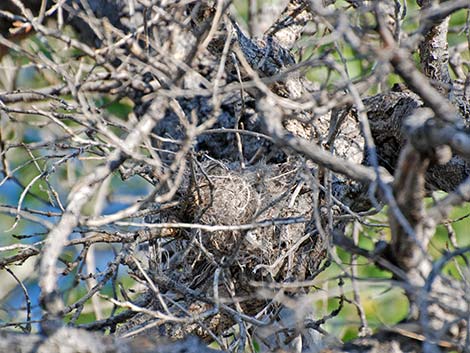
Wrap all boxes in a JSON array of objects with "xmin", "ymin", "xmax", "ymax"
[
  {"xmin": 181, "ymin": 160, "xmax": 322, "ymax": 285},
  {"xmin": 192, "ymin": 168, "xmax": 261, "ymax": 257}
]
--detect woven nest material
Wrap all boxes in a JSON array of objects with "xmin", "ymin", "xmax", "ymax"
[
  {"xmin": 166, "ymin": 160, "xmax": 325, "ymax": 296},
  {"xmin": 121, "ymin": 161, "xmax": 327, "ymax": 339}
]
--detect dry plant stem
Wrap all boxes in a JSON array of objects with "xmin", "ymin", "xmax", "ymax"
[
  {"xmin": 0, "ymin": 204, "xmax": 54, "ymax": 230},
  {"xmin": 86, "ymin": 176, "xmax": 112, "ymax": 320},
  {"xmin": 61, "ymin": 248, "xmax": 125, "ymax": 317},
  {"xmin": 428, "ymin": 175, "xmax": 470, "ymax": 222},
  {"xmin": 403, "ymin": 107, "xmax": 470, "ymax": 159},
  {"xmin": 377, "ymin": 20, "xmax": 461, "ymax": 124},
  {"xmin": 332, "ymin": 57, "xmax": 417, "ymax": 239},
  {"xmin": 419, "ymin": 0, "xmax": 470, "ymax": 26},
  {"xmin": 200, "ymin": 0, "xmax": 225, "ymax": 53},
  {"xmin": 265, "ymin": 0, "xmax": 313, "ymax": 49},
  {"xmin": 0, "ymin": 76, "xmax": 128, "ymax": 103},
  {"xmin": 115, "ymin": 216, "xmax": 306, "ymax": 232},
  {"xmin": 388, "ymin": 143, "xmax": 430, "ymax": 276},
  {"xmin": 78, "ymin": 294, "xmax": 154, "ymax": 331},
  {"xmin": 418, "ymin": 0, "xmax": 452, "ymax": 93},
  {"xmin": 257, "ymin": 95, "xmax": 392, "ymax": 185},
  {"xmin": 350, "ymin": 221, "xmax": 370, "ymax": 336},
  {"xmin": 389, "ymin": 138, "xmax": 470, "ymax": 347},
  {"xmin": 130, "ymin": 255, "xmax": 171, "ymax": 316},
  {"xmin": 420, "ymin": 246, "xmax": 470, "ymax": 352},
  {"xmin": 39, "ymin": 109, "xmax": 163, "ymax": 318},
  {"xmin": 4, "ymin": 267, "xmax": 32, "ymax": 333},
  {"xmin": 79, "ymin": 122, "xmax": 196, "ymax": 228}
]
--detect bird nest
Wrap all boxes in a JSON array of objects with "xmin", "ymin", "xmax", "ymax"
[
  {"xmin": 119, "ymin": 160, "xmax": 327, "ymax": 339},
  {"xmin": 182, "ymin": 161, "xmax": 323, "ymax": 282}
]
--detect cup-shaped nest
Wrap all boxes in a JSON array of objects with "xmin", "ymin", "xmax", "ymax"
[
  {"xmin": 182, "ymin": 161, "xmax": 322, "ymax": 284},
  {"xmin": 192, "ymin": 167, "xmax": 261, "ymax": 258}
]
